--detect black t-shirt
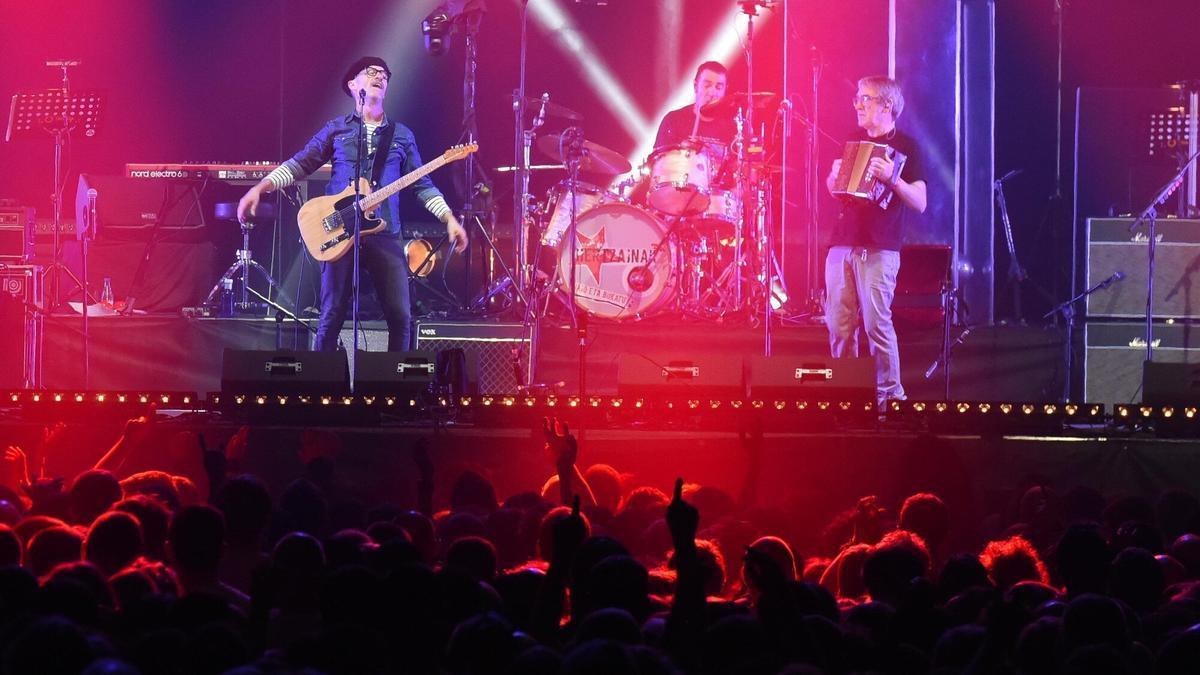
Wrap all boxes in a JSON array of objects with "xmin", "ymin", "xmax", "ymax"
[
  {"xmin": 654, "ymin": 105, "xmax": 737, "ymax": 149},
  {"xmin": 827, "ymin": 128, "xmax": 925, "ymax": 252}
]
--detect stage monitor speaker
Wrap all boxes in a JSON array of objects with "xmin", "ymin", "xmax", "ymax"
[
  {"xmin": 617, "ymin": 354, "xmax": 744, "ymax": 399},
  {"xmin": 894, "ymin": 244, "xmax": 950, "ymax": 327},
  {"xmin": 220, "ymin": 349, "xmax": 348, "ymax": 395},
  {"xmin": 415, "ymin": 321, "xmax": 529, "ymax": 394},
  {"xmin": 354, "ymin": 351, "xmax": 437, "ymax": 396},
  {"xmin": 1086, "ymin": 218, "xmax": 1200, "ymax": 319},
  {"xmin": 1143, "ymin": 361, "xmax": 1200, "ymax": 405},
  {"xmin": 1084, "ymin": 321, "xmax": 1200, "ymax": 405},
  {"xmin": 745, "ymin": 355, "xmax": 876, "ymax": 401}
]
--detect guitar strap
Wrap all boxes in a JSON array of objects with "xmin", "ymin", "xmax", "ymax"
[{"xmin": 370, "ymin": 120, "xmax": 397, "ymax": 189}]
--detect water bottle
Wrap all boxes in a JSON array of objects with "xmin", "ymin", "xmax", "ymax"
[
  {"xmin": 100, "ymin": 277, "xmax": 114, "ymax": 309},
  {"xmin": 219, "ymin": 277, "xmax": 235, "ymax": 317}
]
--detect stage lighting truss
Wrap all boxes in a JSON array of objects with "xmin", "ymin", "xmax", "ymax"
[
  {"xmin": 883, "ymin": 400, "xmax": 1106, "ymax": 434},
  {"xmin": 1112, "ymin": 404, "xmax": 1200, "ymax": 436},
  {"xmin": 4, "ymin": 390, "xmax": 198, "ymax": 422}
]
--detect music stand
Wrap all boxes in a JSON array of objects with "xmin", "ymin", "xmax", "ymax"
[
  {"xmin": 7, "ymin": 87, "xmax": 104, "ymax": 309},
  {"xmin": 8, "ymin": 82, "xmax": 103, "ymax": 390}
]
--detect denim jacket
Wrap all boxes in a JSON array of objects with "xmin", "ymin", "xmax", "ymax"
[{"xmin": 282, "ymin": 114, "xmax": 444, "ymax": 236}]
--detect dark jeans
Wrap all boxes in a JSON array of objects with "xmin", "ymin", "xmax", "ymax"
[{"xmin": 314, "ymin": 235, "xmax": 411, "ymax": 352}]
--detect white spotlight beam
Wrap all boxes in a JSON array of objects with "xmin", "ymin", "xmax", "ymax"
[
  {"xmin": 525, "ymin": 0, "xmax": 653, "ymax": 141},
  {"xmin": 625, "ymin": 7, "xmax": 773, "ymax": 175}
]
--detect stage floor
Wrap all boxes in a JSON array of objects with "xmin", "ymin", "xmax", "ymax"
[{"xmin": 14, "ymin": 313, "xmax": 1065, "ymax": 401}]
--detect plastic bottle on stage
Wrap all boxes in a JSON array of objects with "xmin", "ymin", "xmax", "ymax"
[
  {"xmin": 100, "ymin": 277, "xmax": 115, "ymax": 309},
  {"xmin": 219, "ymin": 277, "xmax": 235, "ymax": 317}
]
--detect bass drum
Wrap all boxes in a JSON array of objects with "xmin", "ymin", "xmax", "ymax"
[{"xmin": 558, "ymin": 203, "xmax": 676, "ymax": 320}]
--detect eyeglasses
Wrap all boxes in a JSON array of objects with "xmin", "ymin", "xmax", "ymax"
[
  {"xmin": 361, "ymin": 66, "xmax": 389, "ymax": 81},
  {"xmin": 852, "ymin": 94, "xmax": 883, "ymax": 108}
]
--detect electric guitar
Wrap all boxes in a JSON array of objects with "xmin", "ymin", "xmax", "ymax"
[{"xmin": 297, "ymin": 143, "xmax": 477, "ymax": 262}]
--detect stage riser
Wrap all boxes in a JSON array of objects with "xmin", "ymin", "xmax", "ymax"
[{"xmin": 12, "ymin": 317, "xmax": 1065, "ymax": 401}]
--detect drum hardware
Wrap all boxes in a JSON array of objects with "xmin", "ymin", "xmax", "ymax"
[{"xmin": 512, "ymin": 95, "xmax": 583, "ymax": 121}]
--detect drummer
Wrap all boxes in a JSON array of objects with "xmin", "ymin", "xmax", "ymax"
[{"xmin": 653, "ymin": 61, "xmax": 737, "ymax": 154}]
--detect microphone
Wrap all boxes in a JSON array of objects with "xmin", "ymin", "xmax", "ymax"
[
  {"xmin": 535, "ymin": 92, "xmax": 549, "ymax": 128},
  {"xmin": 1100, "ymin": 271, "xmax": 1125, "ymax": 289},
  {"xmin": 996, "ymin": 168, "xmax": 1023, "ymax": 184},
  {"xmin": 86, "ymin": 188, "xmax": 98, "ymax": 239},
  {"xmin": 358, "ymin": 88, "xmax": 366, "ymax": 105}
]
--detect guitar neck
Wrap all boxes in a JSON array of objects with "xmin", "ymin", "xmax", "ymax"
[{"xmin": 360, "ymin": 155, "xmax": 451, "ymax": 212}]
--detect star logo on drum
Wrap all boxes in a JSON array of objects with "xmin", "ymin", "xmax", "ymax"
[{"xmin": 576, "ymin": 227, "xmax": 607, "ymax": 283}]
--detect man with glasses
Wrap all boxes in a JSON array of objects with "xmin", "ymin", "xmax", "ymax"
[
  {"xmin": 824, "ymin": 76, "xmax": 927, "ymax": 407},
  {"xmin": 237, "ymin": 56, "xmax": 468, "ymax": 352}
]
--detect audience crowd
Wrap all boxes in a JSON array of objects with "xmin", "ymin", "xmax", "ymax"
[{"xmin": 0, "ymin": 416, "xmax": 1199, "ymax": 674}]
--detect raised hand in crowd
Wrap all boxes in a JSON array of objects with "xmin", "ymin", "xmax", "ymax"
[
  {"xmin": 665, "ymin": 477, "xmax": 705, "ymax": 667},
  {"xmin": 0, "ymin": 445, "xmax": 31, "ymax": 500},
  {"xmin": 542, "ymin": 417, "xmax": 596, "ymax": 508},
  {"xmin": 532, "ymin": 494, "xmax": 589, "ymax": 644},
  {"xmin": 93, "ymin": 414, "xmax": 156, "ymax": 474}
]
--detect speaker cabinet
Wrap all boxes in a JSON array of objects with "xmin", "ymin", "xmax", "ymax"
[
  {"xmin": 220, "ymin": 349, "xmax": 348, "ymax": 395},
  {"xmin": 0, "ymin": 265, "xmax": 42, "ymax": 388},
  {"xmin": 617, "ymin": 354, "xmax": 744, "ymax": 398},
  {"xmin": 745, "ymin": 356, "xmax": 876, "ymax": 401},
  {"xmin": 354, "ymin": 351, "xmax": 437, "ymax": 396},
  {"xmin": 1084, "ymin": 321, "xmax": 1200, "ymax": 405},
  {"xmin": 1086, "ymin": 218, "xmax": 1200, "ymax": 319}
]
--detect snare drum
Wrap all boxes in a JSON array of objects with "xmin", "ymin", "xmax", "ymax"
[
  {"xmin": 646, "ymin": 142, "xmax": 712, "ymax": 216},
  {"xmin": 558, "ymin": 203, "xmax": 676, "ymax": 320},
  {"xmin": 541, "ymin": 180, "xmax": 608, "ymax": 247}
]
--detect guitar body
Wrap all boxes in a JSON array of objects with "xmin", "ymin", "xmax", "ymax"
[
  {"xmin": 298, "ymin": 177, "xmax": 388, "ymax": 262},
  {"xmin": 295, "ymin": 143, "xmax": 477, "ymax": 262}
]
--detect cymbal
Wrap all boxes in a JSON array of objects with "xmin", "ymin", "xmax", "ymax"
[
  {"xmin": 536, "ymin": 133, "xmax": 631, "ymax": 175},
  {"xmin": 729, "ymin": 91, "xmax": 781, "ymax": 108},
  {"xmin": 515, "ymin": 96, "xmax": 583, "ymax": 121},
  {"xmin": 493, "ymin": 164, "xmax": 565, "ymax": 173}
]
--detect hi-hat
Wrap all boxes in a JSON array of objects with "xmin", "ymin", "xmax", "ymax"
[
  {"xmin": 536, "ymin": 133, "xmax": 631, "ymax": 175},
  {"xmin": 514, "ymin": 96, "xmax": 583, "ymax": 121}
]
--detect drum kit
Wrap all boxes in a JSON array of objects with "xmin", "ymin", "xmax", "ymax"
[{"xmin": 511, "ymin": 100, "xmax": 786, "ymax": 325}]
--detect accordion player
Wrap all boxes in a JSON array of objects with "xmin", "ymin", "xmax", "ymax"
[{"xmin": 831, "ymin": 140, "xmax": 908, "ymax": 210}]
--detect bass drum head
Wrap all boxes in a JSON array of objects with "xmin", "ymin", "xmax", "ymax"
[{"xmin": 558, "ymin": 203, "xmax": 676, "ymax": 320}]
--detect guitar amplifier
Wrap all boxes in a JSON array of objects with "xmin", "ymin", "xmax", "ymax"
[
  {"xmin": 415, "ymin": 321, "xmax": 530, "ymax": 394},
  {"xmin": 1086, "ymin": 217, "xmax": 1200, "ymax": 319},
  {"xmin": 1084, "ymin": 321, "xmax": 1200, "ymax": 405},
  {"xmin": 0, "ymin": 207, "xmax": 34, "ymax": 261}
]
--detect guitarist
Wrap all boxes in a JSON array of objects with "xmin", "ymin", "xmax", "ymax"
[{"xmin": 237, "ymin": 56, "xmax": 469, "ymax": 351}]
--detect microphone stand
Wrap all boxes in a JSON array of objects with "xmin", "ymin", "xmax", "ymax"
[
  {"xmin": 1044, "ymin": 270, "xmax": 1125, "ymax": 402},
  {"xmin": 1128, "ymin": 147, "xmax": 1200, "ymax": 364},
  {"xmin": 350, "ymin": 90, "xmax": 366, "ymax": 393}
]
